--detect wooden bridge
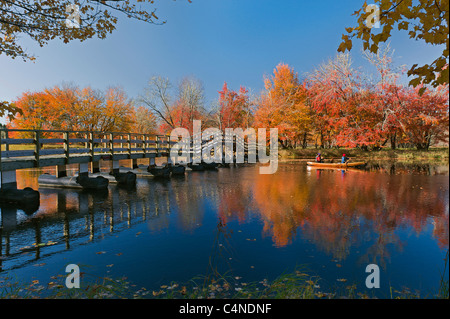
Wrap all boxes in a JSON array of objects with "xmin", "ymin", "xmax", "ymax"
[{"xmin": 0, "ymin": 128, "xmax": 260, "ymax": 207}]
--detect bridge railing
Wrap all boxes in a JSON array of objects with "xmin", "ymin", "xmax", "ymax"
[
  {"xmin": 1, "ymin": 128, "xmax": 250, "ymax": 170},
  {"xmin": 0, "ymin": 129, "xmax": 179, "ymax": 170}
]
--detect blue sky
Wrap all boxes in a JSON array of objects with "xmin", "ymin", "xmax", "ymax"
[{"xmin": 0, "ymin": 0, "xmax": 444, "ymax": 118}]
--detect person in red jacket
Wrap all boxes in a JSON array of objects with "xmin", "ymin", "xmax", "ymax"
[{"xmin": 316, "ymin": 153, "xmax": 322, "ymax": 163}]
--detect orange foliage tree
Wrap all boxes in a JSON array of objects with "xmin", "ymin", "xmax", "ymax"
[
  {"xmin": 254, "ymin": 63, "xmax": 311, "ymax": 148},
  {"xmin": 215, "ymin": 82, "xmax": 253, "ymax": 131},
  {"xmin": 10, "ymin": 85, "xmax": 143, "ymax": 137}
]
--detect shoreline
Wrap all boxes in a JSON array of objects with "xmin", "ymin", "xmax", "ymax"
[{"xmin": 278, "ymin": 147, "xmax": 449, "ymax": 163}]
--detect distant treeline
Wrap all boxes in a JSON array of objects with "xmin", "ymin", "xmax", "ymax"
[{"xmin": 5, "ymin": 47, "xmax": 449, "ymax": 150}]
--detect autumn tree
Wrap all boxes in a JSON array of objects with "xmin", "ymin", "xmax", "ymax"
[
  {"xmin": 10, "ymin": 84, "xmax": 136, "ymax": 135},
  {"xmin": 362, "ymin": 44, "xmax": 449, "ymax": 150},
  {"xmin": 363, "ymin": 43, "xmax": 408, "ymax": 149},
  {"xmin": 214, "ymin": 82, "xmax": 252, "ymax": 131},
  {"xmin": 0, "ymin": 0, "xmax": 192, "ymax": 61},
  {"xmin": 11, "ymin": 91, "xmax": 54, "ymax": 136},
  {"xmin": 401, "ymin": 84, "xmax": 449, "ymax": 149},
  {"xmin": 306, "ymin": 53, "xmax": 383, "ymax": 149},
  {"xmin": 132, "ymin": 105, "xmax": 157, "ymax": 134},
  {"xmin": 254, "ymin": 63, "xmax": 310, "ymax": 148},
  {"xmin": 339, "ymin": 0, "xmax": 449, "ymax": 89}
]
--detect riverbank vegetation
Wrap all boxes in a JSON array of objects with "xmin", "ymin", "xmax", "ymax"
[
  {"xmin": 1, "ymin": 263, "xmax": 447, "ymax": 299},
  {"xmin": 279, "ymin": 147, "xmax": 449, "ymax": 162}
]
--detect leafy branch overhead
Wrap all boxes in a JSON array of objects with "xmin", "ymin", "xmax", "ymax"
[
  {"xmin": 339, "ymin": 0, "xmax": 449, "ymax": 89},
  {"xmin": 0, "ymin": 100, "xmax": 22, "ymax": 120},
  {"xmin": 0, "ymin": 0, "xmax": 189, "ymax": 60}
]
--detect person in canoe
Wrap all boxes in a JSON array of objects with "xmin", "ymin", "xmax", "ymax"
[
  {"xmin": 316, "ymin": 153, "xmax": 322, "ymax": 163},
  {"xmin": 341, "ymin": 153, "xmax": 350, "ymax": 164}
]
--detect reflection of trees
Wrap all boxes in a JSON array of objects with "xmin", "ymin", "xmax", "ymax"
[
  {"xmin": 168, "ymin": 163, "xmax": 448, "ymax": 264},
  {"xmin": 2, "ymin": 162, "xmax": 448, "ymax": 273},
  {"xmin": 248, "ymin": 165, "xmax": 449, "ymax": 263},
  {"xmin": 249, "ymin": 172, "xmax": 309, "ymax": 247}
]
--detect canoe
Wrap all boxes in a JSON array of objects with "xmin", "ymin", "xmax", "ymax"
[{"xmin": 306, "ymin": 161, "xmax": 366, "ymax": 168}]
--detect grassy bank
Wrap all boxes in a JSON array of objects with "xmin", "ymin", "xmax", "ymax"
[
  {"xmin": 279, "ymin": 147, "xmax": 449, "ymax": 162},
  {"xmin": 2, "ymin": 263, "xmax": 448, "ymax": 299}
]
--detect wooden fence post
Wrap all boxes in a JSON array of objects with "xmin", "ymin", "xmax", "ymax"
[
  {"xmin": 34, "ymin": 130, "xmax": 40, "ymax": 167},
  {"xmin": 127, "ymin": 133, "xmax": 132, "ymax": 159},
  {"xmin": 156, "ymin": 135, "xmax": 159, "ymax": 157},
  {"xmin": 64, "ymin": 131, "xmax": 70, "ymax": 163},
  {"xmin": 109, "ymin": 132, "xmax": 114, "ymax": 157}
]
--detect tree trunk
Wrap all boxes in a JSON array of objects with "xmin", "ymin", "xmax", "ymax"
[
  {"xmin": 416, "ymin": 143, "xmax": 429, "ymax": 151},
  {"xmin": 302, "ymin": 132, "xmax": 308, "ymax": 149},
  {"xmin": 390, "ymin": 132, "xmax": 397, "ymax": 150}
]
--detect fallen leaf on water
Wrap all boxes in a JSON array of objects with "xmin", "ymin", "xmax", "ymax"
[
  {"xmin": 337, "ymin": 278, "xmax": 347, "ymax": 282},
  {"xmin": 33, "ymin": 263, "xmax": 46, "ymax": 267},
  {"xmin": 31, "ymin": 280, "xmax": 39, "ymax": 285},
  {"xmin": 96, "ymin": 251, "xmax": 106, "ymax": 255},
  {"xmin": 106, "ymin": 264, "xmax": 114, "ymax": 268},
  {"xmin": 336, "ymin": 264, "xmax": 342, "ymax": 268},
  {"xmin": 116, "ymin": 253, "xmax": 123, "ymax": 256},
  {"xmin": 136, "ymin": 232, "xmax": 142, "ymax": 236}
]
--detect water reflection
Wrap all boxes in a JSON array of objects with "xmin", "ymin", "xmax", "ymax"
[
  {"xmin": 0, "ymin": 162, "xmax": 448, "ymax": 278},
  {"xmin": 250, "ymin": 164, "xmax": 448, "ymax": 266}
]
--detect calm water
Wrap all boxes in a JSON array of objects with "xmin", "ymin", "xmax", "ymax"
[{"xmin": 0, "ymin": 161, "xmax": 448, "ymax": 298}]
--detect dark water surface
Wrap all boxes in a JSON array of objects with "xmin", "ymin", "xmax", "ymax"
[{"xmin": 1, "ymin": 161, "xmax": 448, "ymax": 298}]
